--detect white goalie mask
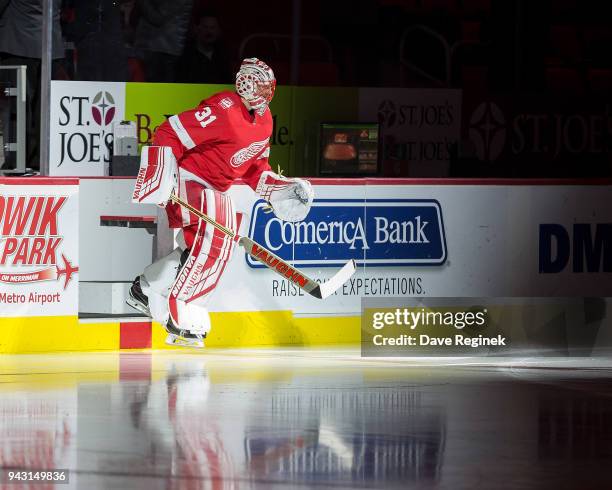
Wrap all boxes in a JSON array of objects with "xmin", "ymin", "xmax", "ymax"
[{"xmin": 235, "ymin": 57, "xmax": 276, "ymax": 115}]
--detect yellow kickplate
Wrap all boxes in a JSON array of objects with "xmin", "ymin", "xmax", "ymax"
[
  {"xmin": 153, "ymin": 311, "xmax": 360, "ymax": 349},
  {"xmin": 0, "ymin": 312, "xmax": 360, "ymax": 353},
  {"xmin": 0, "ymin": 316, "xmax": 119, "ymax": 353}
]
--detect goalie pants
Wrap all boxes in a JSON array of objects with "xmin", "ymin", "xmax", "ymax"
[
  {"xmin": 140, "ymin": 178, "xmax": 239, "ymax": 331},
  {"xmin": 165, "ymin": 174, "xmax": 227, "ymax": 250}
]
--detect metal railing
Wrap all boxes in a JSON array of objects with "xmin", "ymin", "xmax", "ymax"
[
  {"xmin": 400, "ymin": 25, "xmax": 450, "ymax": 87},
  {"xmin": 0, "ymin": 65, "xmax": 26, "ymax": 175},
  {"xmin": 399, "ymin": 25, "xmax": 481, "ymax": 87}
]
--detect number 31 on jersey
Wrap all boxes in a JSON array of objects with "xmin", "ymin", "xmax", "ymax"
[{"xmin": 195, "ymin": 107, "xmax": 216, "ymax": 128}]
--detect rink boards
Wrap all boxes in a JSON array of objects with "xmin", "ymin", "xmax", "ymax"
[{"xmin": 0, "ymin": 177, "xmax": 611, "ymax": 352}]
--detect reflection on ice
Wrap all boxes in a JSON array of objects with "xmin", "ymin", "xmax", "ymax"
[
  {"xmin": 0, "ymin": 350, "xmax": 611, "ymax": 489},
  {"xmin": 246, "ymin": 388, "xmax": 445, "ymax": 484}
]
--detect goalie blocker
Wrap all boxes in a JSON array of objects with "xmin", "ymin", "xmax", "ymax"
[{"xmin": 132, "ymin": 146, "xmax": 178, "ymax": 207}]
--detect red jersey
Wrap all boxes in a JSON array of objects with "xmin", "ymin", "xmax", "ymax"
[{"xmin": 153, "ymin": 91, "xmax": 273, "ymax": 192}]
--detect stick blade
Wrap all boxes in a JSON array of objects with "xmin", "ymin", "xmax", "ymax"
[{"xmin": 318, "ymin": 260, "xmax": 357, "ymax": 299}]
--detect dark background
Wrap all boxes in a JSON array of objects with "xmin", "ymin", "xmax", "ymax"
[{"xmin": 2, "ymin": 0, "xmax": 612, "ymax": 177}]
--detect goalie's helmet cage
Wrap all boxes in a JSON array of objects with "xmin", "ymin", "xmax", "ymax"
[{"xmin": 235, "ymin": 58, "xmax": 276, "ymax": 113}]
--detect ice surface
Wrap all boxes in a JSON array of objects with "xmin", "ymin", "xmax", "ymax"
[{"xmin": 0, "ymin": 348, "xmax": 611, "ymax": 489}]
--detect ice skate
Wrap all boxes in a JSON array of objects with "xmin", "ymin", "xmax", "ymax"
[
  {"xmin": 164, "ymin": 332, "xmax": 204, "ymax": 349},
  {"xmin": 126, "ymin": 276, "xmax": 151, "ymax": 317},
  {"xmin": 164, "ymin": 315, "xmax": 206, "ymax": 349}
]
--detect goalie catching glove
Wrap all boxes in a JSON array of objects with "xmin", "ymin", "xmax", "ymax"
[{"xmin": 255, "ymin": 171, "xmax": 314, "ymax": 222}]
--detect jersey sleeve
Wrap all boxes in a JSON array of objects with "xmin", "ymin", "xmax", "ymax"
[
  {"xmin": 240, "ymin": 143, "xmax": 273, "ymax": 191},
  {"xmin": 152, "ymin": 103, "xmax": 223, "ymax": 161}
]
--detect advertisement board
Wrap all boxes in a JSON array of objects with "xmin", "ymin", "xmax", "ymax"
[
  {"xmin": 213, "ymin": 181, "xmax": 612, "ymax": 316},
  {"xmin": 49, "ymin": 82, "xmax": 126, "ymax": 176},
  {"xmin": 0, "ymin": 178, "xmax": 79, "ymax": 317},
  {"xmin": 359, "ymin": 88, "xmax": 462, "ymax": 175},
  {"xmin": 247, "ymin": 198, "xmax": 446, "ymax": 267},
  {"xmin": 49, "ymin": 82, "xmax": 459, "ymax": 178},
  {"xmin": 462, "ymin": 96, "xmax": 612, "ymax": 175},
  {"xmin": 49, "ymin": 81, "xmax": 357, "ymax": 178}
]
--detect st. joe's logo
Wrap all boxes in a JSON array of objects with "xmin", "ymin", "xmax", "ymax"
[
  {"xmin": 90, "ymin": 91, "xmax": 116, "ymax": 127},
  {"xmin": 247, "ymin": 199, "xmax": 447, "ymax": 268}
]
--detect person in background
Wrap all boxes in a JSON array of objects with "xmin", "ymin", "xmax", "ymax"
[
  {"xmin": 178, "ymin": 11, "xmax": 232, "ymax": 84},
  {"xmin": 118, "ymin": 0, "xmax": 146, "ymax": 81},
  {"xmin": 63, "ymin": 0, "xmax": 129, "ymax": 81},
  {"xmin": 0, "ymin": 0, "xmax": 65, "ymax": 170},
  {"xmin": 133, "ymin": 0, "xmax": 193, "ymax": 83}
]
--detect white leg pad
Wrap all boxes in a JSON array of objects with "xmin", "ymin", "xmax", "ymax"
[
  {"xmin": 168, "ymin": 189, "xmax": 237, "ymax": 336},
  {"xmin": 141, "ymin": 247, "xmax": 183, "ymax": 325},
  {"xmin": 171, "ymin": 301, "xmax": 211, "ymax": 337}
]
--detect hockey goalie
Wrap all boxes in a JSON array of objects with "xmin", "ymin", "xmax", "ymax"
[{"xmin": 128, "ymin": 58, "xmax": 314, "ymax": 348}]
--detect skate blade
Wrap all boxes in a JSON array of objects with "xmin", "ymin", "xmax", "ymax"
[
  {"xmin": 126, "ymin": 296, "xmax": 151, "ymax": 317},
  {"xmin": 165, "ymin": 333, "xmax": 204, "ymax": 349}
]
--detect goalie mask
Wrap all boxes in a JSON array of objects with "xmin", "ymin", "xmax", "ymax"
[{"xmin": 235, "ymin": 58, "xmax": 276, "ymax": 114}]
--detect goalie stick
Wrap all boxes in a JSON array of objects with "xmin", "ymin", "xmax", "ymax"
[{"xmin": 169, "ymin": 194, "xmax": 356, "ymax": 300}]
